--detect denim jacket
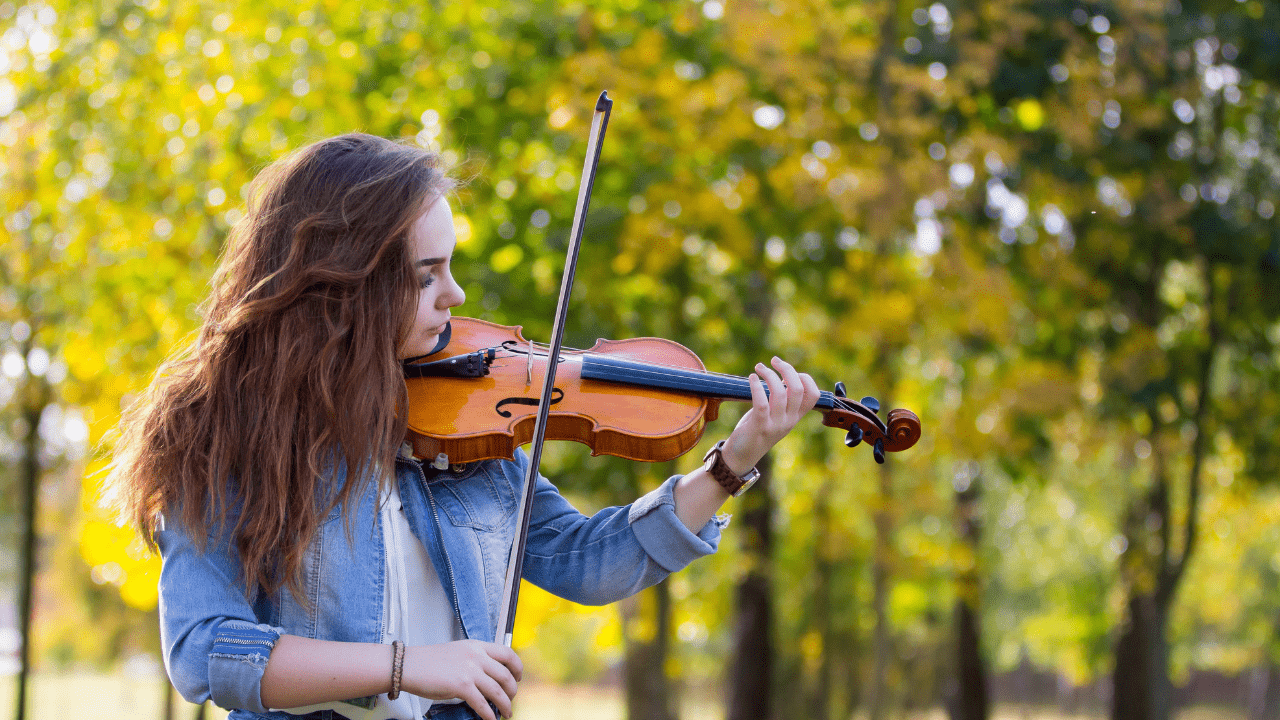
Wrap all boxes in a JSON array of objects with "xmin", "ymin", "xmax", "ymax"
[{"xmin": 156, "ymin": 448, "xmax": 725, "ymax": 718}]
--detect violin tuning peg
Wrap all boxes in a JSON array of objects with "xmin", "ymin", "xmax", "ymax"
[
  {"xmin": 833, "ymin": 381, "xmax": 846, "ymax": 398},
  {"xmin": 845, "ymin": 426, "xmax": 863, "ymax": 448},
  {"xmin": 873, "ymin": 438, "xmax": 885, "ymax": 464},
  {"xmin": 860, "ymin": 396, "xmax": 880, "ymax": 415}
]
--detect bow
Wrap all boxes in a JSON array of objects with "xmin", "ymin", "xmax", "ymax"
[{"xmin": 493, "ymin": 91, "xmax": 614, "ymax": 645}]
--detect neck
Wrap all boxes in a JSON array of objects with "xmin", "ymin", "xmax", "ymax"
[{"xmin": 578, "ymin": 354, "xmax": 840, "ymax": 410}]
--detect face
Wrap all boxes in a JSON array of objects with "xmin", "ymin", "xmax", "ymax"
[{"xmin": 400, "ymin": 196, "xmax": 465, "ymax": 360}]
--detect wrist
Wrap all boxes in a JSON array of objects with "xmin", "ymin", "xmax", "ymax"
[
  {"xmin": 702, "ymin": 439, "xmax": 761, "ymax": 498},
  {"xmin": 718, "ymin": 437, "xmax": 757, "ymax": 477}
]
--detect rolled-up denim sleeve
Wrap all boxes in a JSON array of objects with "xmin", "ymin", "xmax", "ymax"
[
  {"xmin": 156, "ymin": 516, "xmax": 284, "ymax": 713},
  {"xmin": 627, "ymin": 474, "xmax": 729, "ymax": 571},
  {"xmin": 520, "ymin": 448, "xmax": 728, "ymax": 605}
]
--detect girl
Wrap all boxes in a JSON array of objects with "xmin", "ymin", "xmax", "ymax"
[{"xmin": 110, "ymin": 133, "xmax": 819, "ymax": 720}]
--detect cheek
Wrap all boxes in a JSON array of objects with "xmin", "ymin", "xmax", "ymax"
[
  {"xmin": 416, "ymin": 286, "xmax": 442, "ymax": 323},
  {"xmin": 415, "ymin": 291, "xmax": 432, "ymax": 323}
]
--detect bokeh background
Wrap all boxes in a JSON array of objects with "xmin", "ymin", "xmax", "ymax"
[{"xmin": 1, "ymin": 0, "xmax": 1278, "ymax": 719}]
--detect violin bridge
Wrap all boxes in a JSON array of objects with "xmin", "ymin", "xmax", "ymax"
[{"xmin": 526, "ymin": 338, "xmax": 534, "ymax": 387}]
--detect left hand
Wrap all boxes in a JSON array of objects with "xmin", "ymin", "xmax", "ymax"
[{"xmin": 719, "ymin": 356, "xmax": 821, "ymax": 475}]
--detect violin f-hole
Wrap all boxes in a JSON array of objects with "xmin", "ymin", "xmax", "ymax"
[{"xmin": 495, "ymin": 387, "xmax": 566, "ymax": 418}]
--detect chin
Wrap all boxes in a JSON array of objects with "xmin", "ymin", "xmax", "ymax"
[{"xmin": 416, "ymin": 334, "xmax": 441, "ymax": 357}]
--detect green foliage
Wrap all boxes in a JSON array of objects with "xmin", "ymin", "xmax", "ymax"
[{"xmin": 2, "ymin": 0, "xmax": 1278, "ymax": 715}]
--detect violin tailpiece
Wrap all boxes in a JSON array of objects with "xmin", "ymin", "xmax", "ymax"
[{"xmin": 402, "ymin": 349, "xmax": 495, "ymax": 379}]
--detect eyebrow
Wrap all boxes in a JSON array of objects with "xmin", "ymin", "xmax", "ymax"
[{"xmin": 416, "ymin": 241, "xmax": 457, "ymax": 268}]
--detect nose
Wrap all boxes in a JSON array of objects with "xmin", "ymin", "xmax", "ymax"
[{"xmin": 439, "ymin": 272, "xmax": 465, "ymax": 309}]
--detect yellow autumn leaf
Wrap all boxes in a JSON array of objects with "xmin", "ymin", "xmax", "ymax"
[{"xmin": 1016, "ymin": 98, "xmax": 1045, "ymax": 131}]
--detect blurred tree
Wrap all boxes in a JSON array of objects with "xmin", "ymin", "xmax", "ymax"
[
  {"xmin": 950, "ymin": 470, "xmax": 988, "ymax": 720},
  {"xmin": 2, "ymin": 103, "xmax": 81, "ymax": 720},
  {"xmin": 956, "ymin": 1, "xmax": 1280, "ymax": 719}
]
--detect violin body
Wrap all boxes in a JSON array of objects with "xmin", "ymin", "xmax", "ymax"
[
  {"xmin": 404, "ymin": 317, "xmax": 921, "ymax": 466},
  {"xmin": 405, "ymin": 317, "xmax": 720, "ymax": 464}
]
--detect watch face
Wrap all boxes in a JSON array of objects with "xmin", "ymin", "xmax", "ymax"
[{"xmin": 734, "ymin": 471, "xmax": 760, "ymax": 497}]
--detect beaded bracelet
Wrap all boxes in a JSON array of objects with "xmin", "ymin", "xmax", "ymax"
[{"xmin": 388, "ymin": 640, "xmax": 405, "ymax": 701}]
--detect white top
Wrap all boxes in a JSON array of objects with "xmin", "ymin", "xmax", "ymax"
[
  {"xmin": 378, "ymin": 475, "xmax": 465, "ymax": 718},
  {"xmin": 276, "ymin": 473, "xmax": 463, "ymax": 720}
]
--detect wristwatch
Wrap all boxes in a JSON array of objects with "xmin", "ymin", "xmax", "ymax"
[{"xmin": 703, "ymin": 440, "xmax": 760, "ymax": 497}]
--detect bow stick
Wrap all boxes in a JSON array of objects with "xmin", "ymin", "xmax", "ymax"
[{"xmin": 494, "ymin": 91, "xmax": 613, "ymax": 646}]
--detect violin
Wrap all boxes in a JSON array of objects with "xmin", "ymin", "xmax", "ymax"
[{"xmin": 402, "ymin": 316, "xmax": 921, "ymax": 467}]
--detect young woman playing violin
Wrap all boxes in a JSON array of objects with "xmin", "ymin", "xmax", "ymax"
[{"xmin": 109, "ymin": 133, "xmax": 820, "ymax": 720}]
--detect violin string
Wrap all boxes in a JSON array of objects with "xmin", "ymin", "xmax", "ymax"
[
  {"xmin": 576, "ymin": 355, "xmax": 856, "ymax": 409},
  {"xmin": 488, "ymin": 340, "xmax": 809, "ymax": 384},
  {"xmin": 480, "ymin": 341, "xmax": 857, "ymax": 411}
]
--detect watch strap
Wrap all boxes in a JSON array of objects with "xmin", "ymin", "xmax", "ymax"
[{"xmin": 703, "ymin": 440, "xmax": 759, "ymax": 496}]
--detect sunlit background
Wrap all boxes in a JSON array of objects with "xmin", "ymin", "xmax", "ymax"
[{"xmin": 1, "ymin": 0, "xmax": 1278, "ymax": 719}]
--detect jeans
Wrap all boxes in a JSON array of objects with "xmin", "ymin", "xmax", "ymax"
[
  {"xmin": 426, "ymin": 702, "xmax": 480, "ymax": 719},
  {"xmin": 297, "ymin": 701, "xmax": 477, "ymax": 720}
]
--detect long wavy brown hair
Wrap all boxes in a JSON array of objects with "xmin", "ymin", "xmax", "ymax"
[{"xmin": 110, "ymin": 133, "xmax": 453, "ymax": 600}]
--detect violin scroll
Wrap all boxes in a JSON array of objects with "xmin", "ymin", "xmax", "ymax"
[{"xmin": 820, "ymin": 382, "xmax": 921, "ymax": 463}]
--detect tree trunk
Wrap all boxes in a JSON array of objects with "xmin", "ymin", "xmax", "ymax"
[
  {"xmin": 840, "ymin": 565, "xmax": 863, "ymax": 720},
  {"xmin": 624, "ymin": 579, "xmax": 677, "ymax": 720},
  {"xmin": 1110, "ymin": 262, "xmax": 1220, "ymax": 720},
  {"xmin": 623, "ymin": 458, "xmax": 679, "ymax": 720},
  {"xmin": 724, "ymin": 235, "xmax": 778, "ymax": 720},
  {"xmin": 1111, "ymin": 594, "xmax": 1170, "ymax": 720},
  {"xmin": 15, "ymin": 341, "xmax": 48, "ymax": 720},
  {"xmin": 950, "ymin": 477, "xmax": 988, "ymax": 720},
  {"xmin": 806, "ymin": 488, "xmax": 833, "ymax": 720},
  {"xmin": 867, "ymin": 463, "xmax": 893, "ymax": 720},
  {"xmin": 726, "ymin": 455, "xmax": 774, "ymax": 720},
  {"xmin": 952, "ymin": 602, "xmax": 988, "ymax": 720}
]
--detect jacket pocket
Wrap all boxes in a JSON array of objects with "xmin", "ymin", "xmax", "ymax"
[{"xmin": 436, "ymin": 464, "xmax": 516, "ymax": 532}]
